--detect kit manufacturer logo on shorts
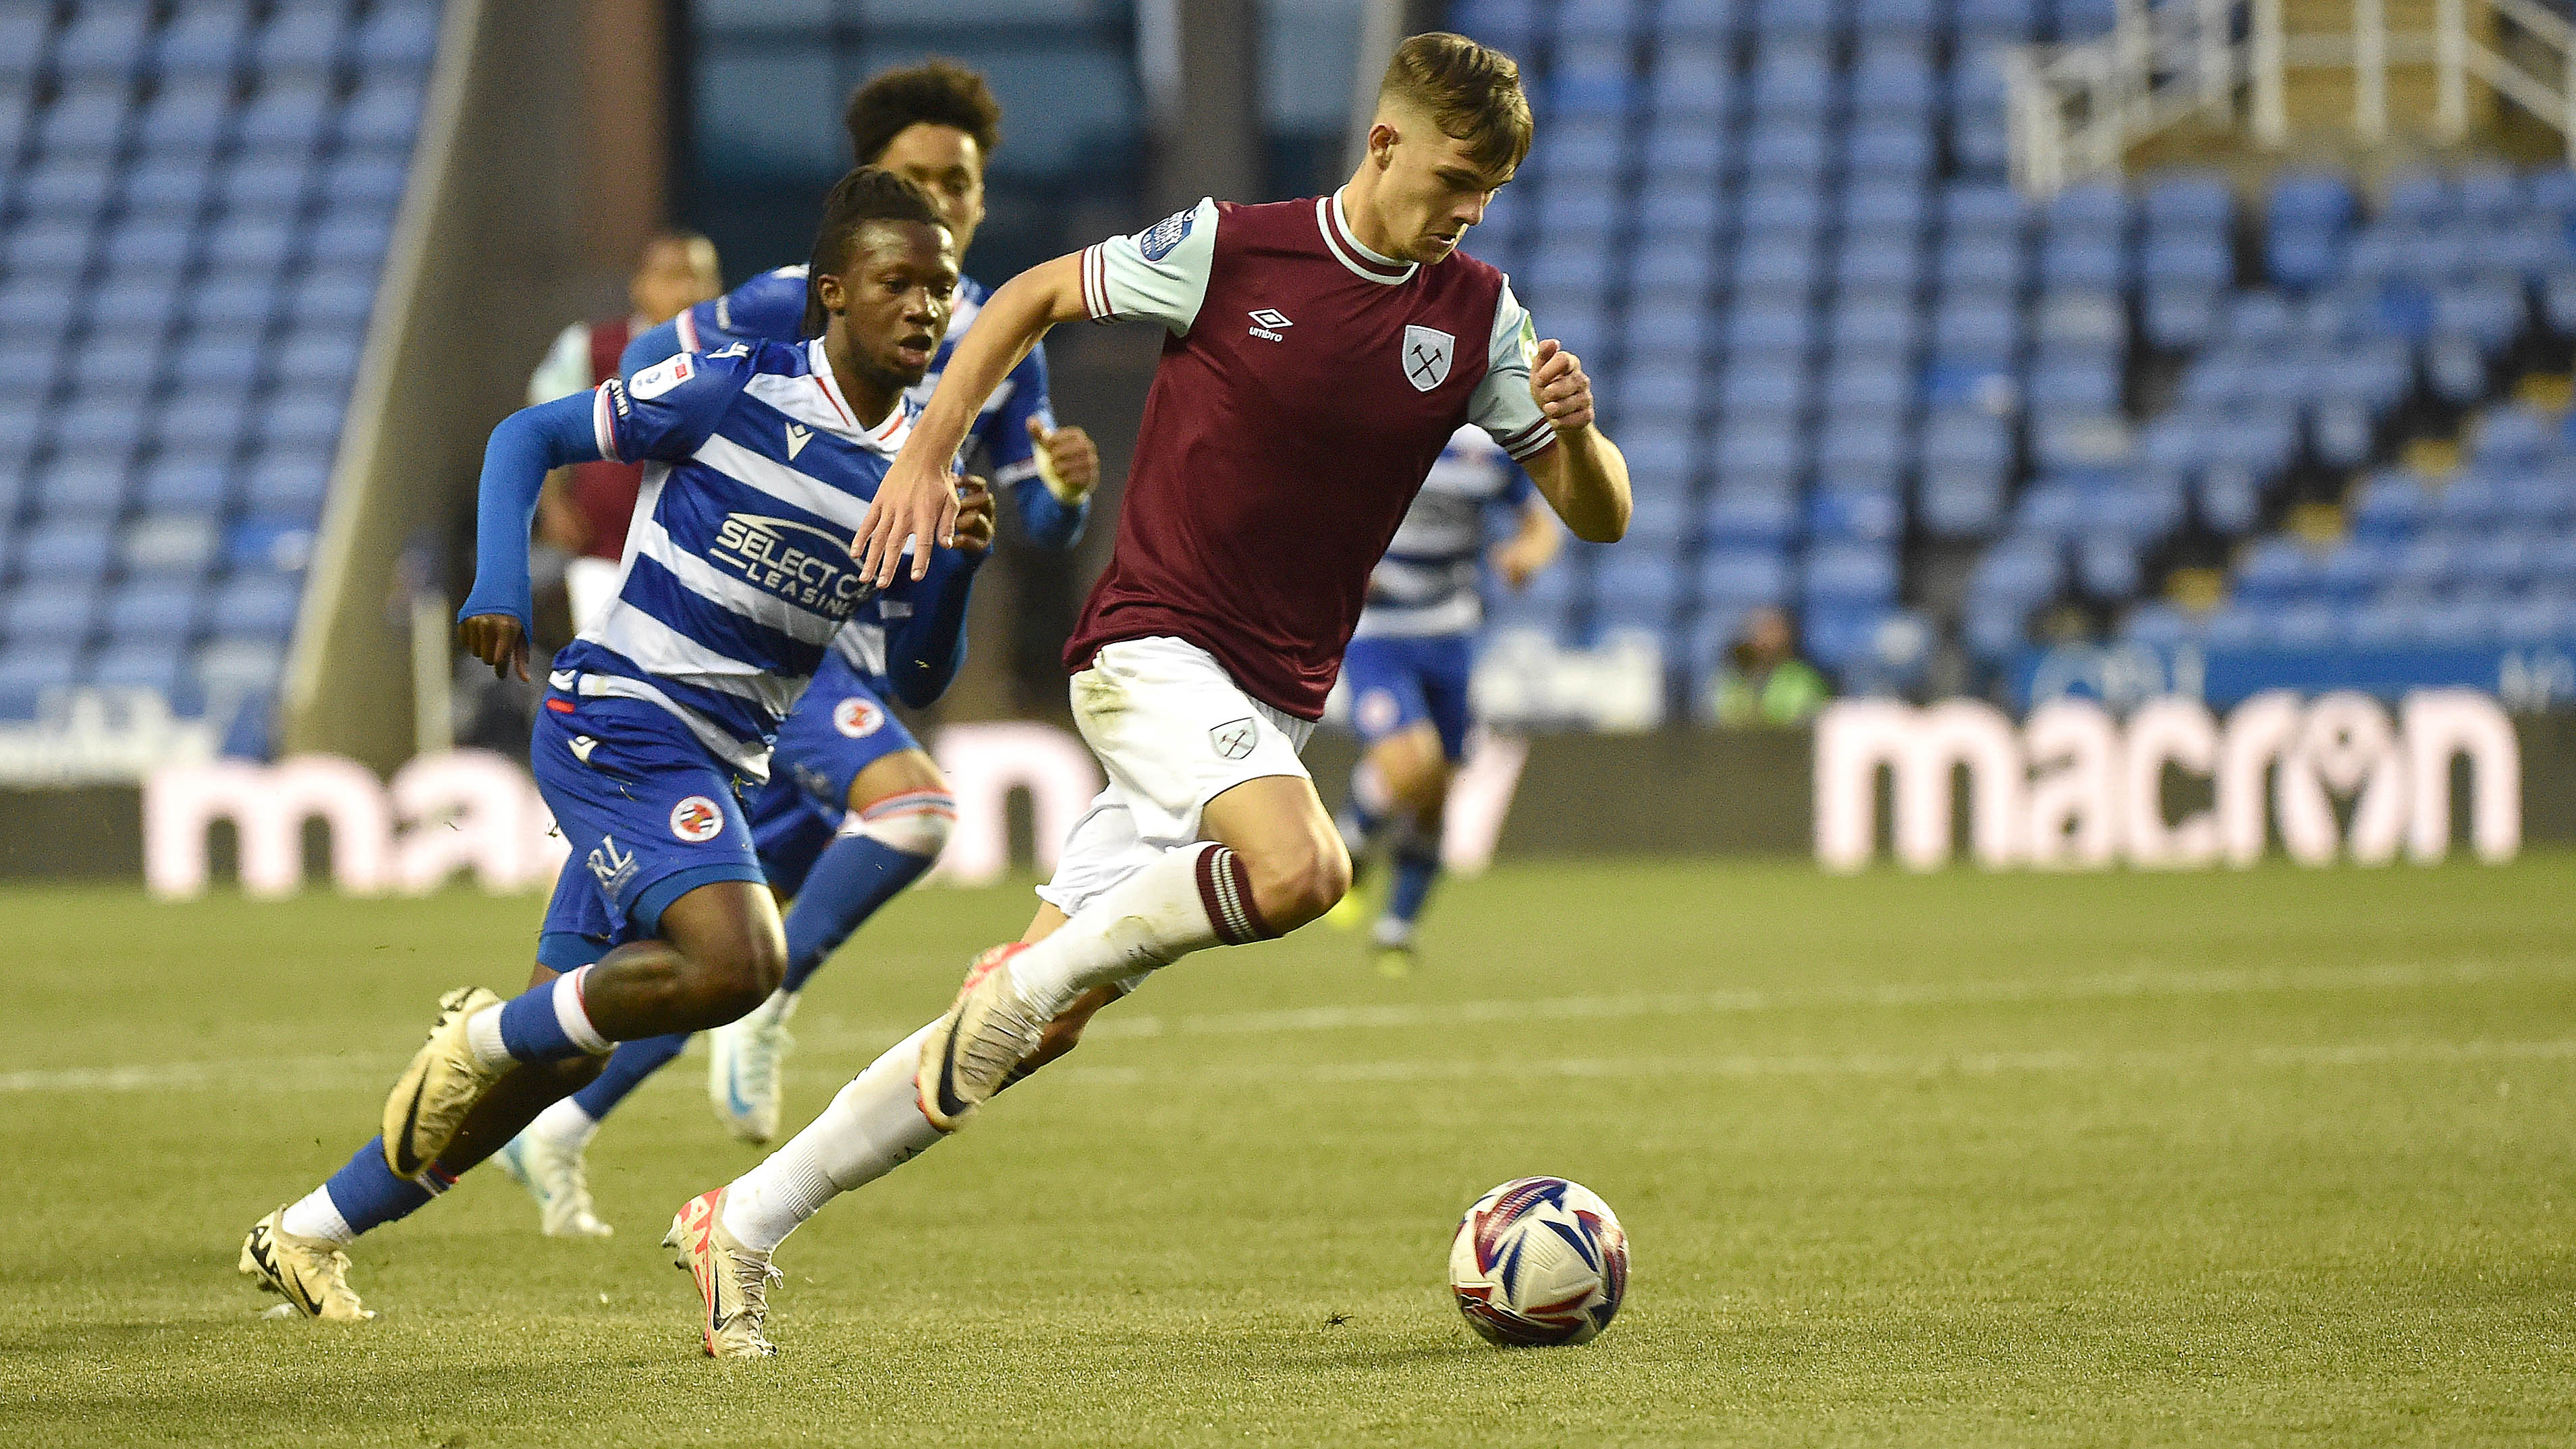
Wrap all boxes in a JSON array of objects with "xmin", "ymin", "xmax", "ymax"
[
  {"xmin": 669, "ymin": 796, "xmax": 724, "ymax": 843},
  {"xmin": 1210, "ymin": 717, "xmax": 1258, "ymax": 761},
  {"xmin": 833, "ymin": 696, "xmax": 885, "ymax": 738}
]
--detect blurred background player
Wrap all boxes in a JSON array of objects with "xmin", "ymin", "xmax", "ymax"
[
  {"xmin": 525, "ymin": 232, "xmax": 724, "ymax": 635},
  {"xmin": 1707, "ymin": 605, "xmax": 1832, "ymax": 728},
  {"xmin": 1330, "ymin": 423, "xmax": 1558, "ymax": 975},
  {"xmin": 664, "ymin": 34, "xmax": 1631, "ymax": 1359},
  {"xmin": 238, "ymin": 171, "xmax": 992, "ymax": 1318},
  {"xmin": 490, "ymin": 60, "xmax": 1107, "ymax": 1241}
]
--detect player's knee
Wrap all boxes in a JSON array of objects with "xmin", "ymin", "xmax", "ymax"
[
  {"xmin": 698, "ymin": 928, "xmax": 788, "ymax": 1020},
  {"xmin": 1246, "ymin": 831, "xmax": 1352, "ymax": 931}
]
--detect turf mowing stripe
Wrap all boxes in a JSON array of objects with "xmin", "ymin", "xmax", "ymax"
[
  {"xmin": 5, "ymin": 957, "xmax": 2565, "ymax": 1093},
  {"xmin": 1042, "ymin": 1036, "xmax": 2576, "ymax": 1087}
]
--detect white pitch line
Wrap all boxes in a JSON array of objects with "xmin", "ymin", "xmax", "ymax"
[{"xmin": 4, "ymin": 958, "xmax": 2567, "ymax": 1096}]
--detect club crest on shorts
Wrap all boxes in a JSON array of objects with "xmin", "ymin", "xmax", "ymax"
[
  {"xmin": 833, "ymin": 696, "xmax": 885, "ymax": 738},
  {"xmin": 669, "ymin": 796, "xmax": 724, "ymax": 843},
  {"xmin": 1210, "ymin": 717, "xmax": 1259, "ymax": 761},
  {"xmin": 1403, "ymin": 325, "xmax": 1454, "ymax": 392}
]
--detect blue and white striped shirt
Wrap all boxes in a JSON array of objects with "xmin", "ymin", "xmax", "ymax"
[
  {"xmin": 1350, "ymin": 426, "xmax": 1535, "ymax": 640},
  {"xmin": 548, "ymin": 337, "xmax": 937, "ymax": 778}
]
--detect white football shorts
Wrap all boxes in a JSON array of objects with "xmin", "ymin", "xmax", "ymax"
[{"xmin": 1036, "ymin": 636, "xmax": 1316, "ymax": 922}]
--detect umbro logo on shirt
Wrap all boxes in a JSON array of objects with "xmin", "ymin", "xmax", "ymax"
[
  {"xmin": 784, "ymin": 422, "xmax": 813, "ymax": 460},
  {"xmin": 1247, "ymin": 309, "xmax": 1292, "ymax": 342}
]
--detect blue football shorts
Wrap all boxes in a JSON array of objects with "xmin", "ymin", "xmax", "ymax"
[
  {"xmin": 532, "ymin": 690, "xmax": 765, "ymax": 967},
  {"xmin": 744, "ymin": 649, "xmax": 923, "ymax": 898},
  {"xmin": 1341, "ymin": 633, "xmax": 1475, "ymax": 762}
]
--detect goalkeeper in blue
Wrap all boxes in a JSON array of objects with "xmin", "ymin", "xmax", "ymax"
[
  {"xmin": 487, "ymin": 62, "xmax": 1103, "ymax": 1239},
  {"xmin": 236, "ymin": 168, "xmax": 993, "ymax": 1321}
]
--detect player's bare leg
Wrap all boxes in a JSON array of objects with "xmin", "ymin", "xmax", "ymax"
[{"xmin": 383, "ymin": 881, "xmax": 786, "ymax": 1179}]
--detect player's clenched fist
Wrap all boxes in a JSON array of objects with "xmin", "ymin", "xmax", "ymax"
[
  {"xmin": 1026, "ymin": 417, "xmax": 1100, "ymax": 505},
  {"xmin": 1529, "ymin": 338, "xmax": 1593, "ymax": 433},
  {"xmin": 458, "ymin": 613, "xmax": 530, "ymax": 682},
  {"xmin": 952, "ymin": 474, "xmax": 997, "ymax": 555}
]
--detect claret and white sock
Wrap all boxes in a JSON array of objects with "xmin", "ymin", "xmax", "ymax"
[{"xmin": 1004, "ymin": 842, "xmax": 1273, "ymax": 1019}]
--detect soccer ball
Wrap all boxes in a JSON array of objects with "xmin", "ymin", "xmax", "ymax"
[{"xmin": 1447, "ymin": 1176, "xmax": 1628, "ymax": 1346}]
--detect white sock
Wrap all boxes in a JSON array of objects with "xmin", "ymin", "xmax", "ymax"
[
  {"xmin": 1006, "ymin": 842, "xmax": 1271, "ymax": 1019},
  {"xmin": 527, "ymin": 1096, "xmax": 601, "ymax": 1151},
  {"xmin": 464, "ymin": 1007, "xmax": 511, "ymax": 1069},
  {"xmin": 279, "ymin": 1185, "xmax": 354, "ymax": 1245},
  {"xmin": 720, "ymin": 1024, "xmax": 941, "ymax": 1254}
]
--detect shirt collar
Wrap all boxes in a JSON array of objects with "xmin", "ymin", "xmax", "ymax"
[
  {"xmin": 1320, "ymin": 189, "xmax": 1418, "ymax": 285},
  {"xmin": 804, "ymin": 337, "xmax": 913, "ymax": 452}
]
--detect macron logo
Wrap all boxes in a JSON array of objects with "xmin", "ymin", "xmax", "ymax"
[
  {"xmin": 1247, "ymin": 308, "xmax": 1292, "ymax": 342},
  {"xmin": 784, "ymin": 422, "xmax": 812, "ymax": 460}
]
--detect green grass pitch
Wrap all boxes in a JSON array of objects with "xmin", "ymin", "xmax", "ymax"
[{"xmin": 2, "ymin": 856, "xmax": 2571, "ymax": 1446}]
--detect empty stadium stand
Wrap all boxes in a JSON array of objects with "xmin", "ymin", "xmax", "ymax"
[{"xmin": 0, "ymin": 0, "xmax": 440, "ymax": 726}]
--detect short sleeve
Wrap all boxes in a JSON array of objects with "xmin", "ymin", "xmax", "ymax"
[
  {"xmin": 526, "ymin": 321, "xmax": 592, "ymax": 407},
  {"xmin": 1078, "ymin": 198, "xmax": 1218, "ymax": 335},
  {"xmin": 596, "ymin": 348, "xmax": 750, "ymax": 465},
  {"xmin": 978, "ymin": 341, "xmax": 1052, "ymax": 485},
  {"xmin": 1466, "ymin": 279, "xmax": 1555, "ymax": 463}
]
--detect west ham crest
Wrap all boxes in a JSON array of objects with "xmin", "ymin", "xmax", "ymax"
[{"xmin": 1402, "ymin": 324, "xmax": 1454, "ymax": 392}]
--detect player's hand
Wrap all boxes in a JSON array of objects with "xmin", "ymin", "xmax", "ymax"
[
  {"xmin": 853, "ymin": 456, "xmax": 960, "ymax": 586},
  {"xmin": 1529, "ymin": 338, "xmax": 1594, "ymax": 433},
  {"xmin": 458, "ymin": 613, "xmax": 529, "ymax": 682},
  {"xmin": 1029, "ymin": 418, "xmax": 1100, "ymax": 505},
  {"xmin": 952, "ymin": 474, "xmax": 996, "ymax": 556},
  {"xmin": 1489, "ymin": 534, "xmax": 1551, "ymax": 591}
]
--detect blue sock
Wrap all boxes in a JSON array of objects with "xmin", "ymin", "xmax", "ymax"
[
  {"xmin": 568, "ymin": 1033, "xmax": 692, "ymax": 1120},
  {"xmin": 1386, "ymin": 832, "xmax": 1442, "ymax": 929},
  {"xmin": 322, "ymin": 1137, "xmax": 441, "ymax": 1238},
  {"xmin": 494, "ymin": 969, "xmax": 604, "ymax": 1063},
  {"xmin": 781, "ymin": 833, "xmax": 938, "ymax": 993}
]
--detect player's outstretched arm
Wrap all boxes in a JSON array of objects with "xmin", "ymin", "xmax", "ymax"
[
  {"xmin": 455, "ymin": 392, "xmax": 607, "ymax": 680},
  {"xmin": 1520, "ymin": 339, "xmax": 1630, "ymax": 544},
  {"xmin": 854, "ymin": 252, "xmax": 1090, "ymax": 585},
  {"xmin": 882, "ymin": 477, "xmax": 995, "ymax": 707}
]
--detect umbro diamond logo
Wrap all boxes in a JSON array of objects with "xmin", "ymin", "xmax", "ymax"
[
  {"xmin": 1247, "ymin": 308, "xmax": 1292, "ymax": 342},
  {"xmin": 784, "ymin": 422, "xmax": 812, "ymax": 460}
]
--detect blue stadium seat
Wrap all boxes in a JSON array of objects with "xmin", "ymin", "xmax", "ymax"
[
  {"xmin": 356, "ymin": 1, "xmax": 443, "ymax": 70},
  {"xmin": 1726, "ymin": 306, "xmax": 1815, "ymax": 362},
  {"xmin": 155, "ymin": 1, "xmax": 255, "ymax": 74},
  {"xmin": 1615, "ymin": 372, "xmax": 1703, "ymax": 431},
  {"xmin": 211, "ymin": 574, "xmax": 304, "ymax": 640},
  {"xmin": 88, "ymin": 638, "xmax": 190, "ymax": 694},
  {"xmin": 250, "ymin": 2, "xmax": 352, "ymax": 75},
  {"xmin": 2195, "ymin": 462, "xmax": 2266, "ymax": 535},
  {"xmin": 2118, "ymin": 601, "xmax": 2195, "ymax": 647},
  {"xmin": 2347, "ymin": 470, "xmax": 2428, "ymax": 539},
  {"xmin": 1844, "ymin": 125, "xmax": 1932, "ymax": 180},
  {"xmin": 1741, "ymin": 182, "xmax": 1828, "ymax": 238},
  {"xmin": 1752, "ymin": 0, "xmax": 1848, "ymax": 41},
  {"xmin": 2143, "ymin": 285, "xmax": 2220, "ymax": 350},
  {"xmin": 1941, "ymin": 180, "xmax": 2027, "ymax": 238},
  {"xmin": 2142, "ymin": 234, "xmax": 2230, "ymax": 290},
  {"xmin": 1831, "ymin": 299, "xmax": 1921, "ymax": 360},
  {"xmin": 1641, "ymin": 124, "xmax": 1730, "ymax": 185},
  {"xmin": 2143, "ymin": 172, "xmax": 2233, "ymax": 231},
  {"xmin": 1626, "ymin": 240, "xmax": 1720, "ymax": 299},
  {"xmin": 290, "ymin": 269, "xmax": 380, "ymax": 327},
  {"xmin": 1842, "ymin": 182, "xmax": 1929, "ymax": 237},
  {"xmin": 1935, "ymin": 236, "xmax": 2027, "ymax": 298},
  {"xmin": 1618, "ymin": 425, "xmax": 1695, "ymax": 491},
  {"xmin": 324, "ymin": 154, "xmax": 412, "ymax": 212},
  {"xmin": 2435, "ymin": 279, "xmax": 2527, "ymax": 355},
  {"xmin": 1544, "ymin": 41, "xmax": 1637, "ymax": 117},
  {"xmin": 4, "ymin": 221, "xmax": 95, "ymax": 279},
  {"xmin": 39, "ymin": 84, "xmax": 132, "ymax": 159},
  {"xmin": 123, "ymin": 160, "xmax": 217, "ymax": 218},
  {"xmin": 0, "ymin": 10, "xmax": 51, "ymax": 83},
  {"xmin": 237, "ymin": 78, "xmax": 335, "ymax": 157},
  {"xmin": 1849, "ymin": 43, "xmax": 1937, "ymax": 113},
  {"xmin": 1745, "ymin": 126, "xmax": 1830, "ymax": 184},
  {"xmin": 1624, "ymin": 487, "xmax": 1694, "ymax": 541},
  {"xmin": 1820, "ymin": 362, "xmax": 1913, "ymax": 418},
  {"xmin": 1533, "ymin": 184, "xmax": 1620, "ymax": 243},
  {"xmin": 1646, "ymin": 46, "xmax": 1732, "ymax": 120},
  {"xmin": 40, "ymin": 460, "xmax": 134, "ymax": 518},
  {"xmin": 2055, "ymin": 0, "xmax": 2120, "ymax": 38},
  {"xmin": 1593, "ymin": 553, "xmax": 1686, "ymax": 635},
  {"xmin": 1969, "ymin": 535, "xmax": 2064, "ymax": 607},
  {"xmin": 243, "ymin": 451, "xmax": 334, "ymax": 514},
  {"xmin": 53, "ymin": 398, "xmax": 150, "ymax": 467},
  {"xmin": 2384, "ymin": 167, "xmax": 2454, "ymax": 227},
  {"xmin": 1634, "ymin": 186, "xmax": 1724, "ymax": 244},
  {"xmin": 14, "ymin": 521, "xmax": 117, "ymax": 582},
  {"xmin": 101, "ymin": 579, "xmax": 208, "ymax": 643},
  {"xmin": 1809, "ymin": 486, "xmax": 1902, "ymax": 541},
  {"xmin": 1, "ymin": 578, "xmax": 103, "ymax": 645},
  {"xmin": 1954, "ymin": 0, "xmax": 2040, "ymax": 41},
  {"xmin": 0, "ymin": 644, "xmax": 83, "ymax": 715},
  {"xmin": 2075, "ymin": 535, "xmax": 2140, "ymax": 598},
  {"xmin": 1814, "ymin": 416, "xmax": 1908, "ymax": 481},
  {"xmin": 1622, "ymin": 306, "xmax": 1711, "ymax": 368},
  {"xmin": 2037, "ymin": 233, "xmax": 2129, "ymax": 291},
  {"xmin": 51, "ymin": 1, "xmax": 154, "ymax": 80},
  {"xmin": 1749, "ymin": 45, "xmax": 1839, "ymax": 118},
  {"xmin": 2393, "ymin": 533, "xmax": 2465, "ymax": 595},
  {"xmin": 2234, "ymin": 537, "xmax": 2320, "ymax": 604},
  {"xmin": 1803, "ymin": 542, "xmax": 1900, "ymax": 608},
  {"xmin": 1655, "ymin": 0, "xmax": 1742, "ymax": 40},
  {"xmin": 1920, "ymin": 467, "xmax": 2008, "ymax": 538},
  {"xmin": 1717, "ymin": 362, "xmax": 1811, "ymax": 423},
  {"xmin": 1697, "ymin": 547, "xmax": 1794, "ymax": 608},
  {"xmin": 2269, "ymin": 171, "xmax": 2357, "ymax": 232}
]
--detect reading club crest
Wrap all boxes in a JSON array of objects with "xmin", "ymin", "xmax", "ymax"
[{"xmin": 1402, "ymin": 325, "xmax": 1453, "ymax": 392}]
